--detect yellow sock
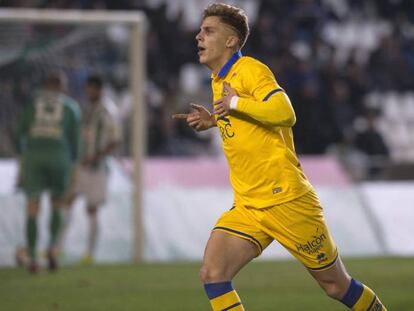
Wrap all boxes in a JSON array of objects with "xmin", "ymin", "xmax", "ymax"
[
  {"xmin": 204, "ymin": 282, "xmax": 245, "ymax": 311},
  {"xmin": 352, "ymin": 285, "xmax": 387, "ymax": 311},
  {"xmin": 341, "ymin": 279, "xmax": 387, "ymax": 311}
]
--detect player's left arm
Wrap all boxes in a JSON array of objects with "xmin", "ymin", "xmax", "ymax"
[
  {"xmin": 13, "ymin": 101, "xmax": 34, "ymax": 189},
  {"xmin": 13, "ymin": 102, "xmax": 34, "ymax": 155},
  {"xmin": 214, "ymin": 64, "xmax": 296, "ymax": 127}
]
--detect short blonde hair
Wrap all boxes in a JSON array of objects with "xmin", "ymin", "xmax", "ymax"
[{"xmin": 203, "ymin": 3, "xmax": 249, "ymax": 48}]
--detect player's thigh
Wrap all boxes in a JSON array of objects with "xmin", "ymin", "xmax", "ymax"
[
  {"xmin": 201, "ymin": 230, "xmax": 258, "ymax": 282},
  {"xmin": 262, "ymin": 190, "xmax": 338, "ymax": 271},
  {"xmin": 47, "ymin": 155, "xmax": 72, "ymax": 197},
  {"xmin": 21, "ymin": 154, "xmax": 47, "ymax": 197},
  {"xmin": 213, "ymin": 205, "xmax": 272, "ymax": 257},
  {"xmin": 201, "ymin": 206, "xmax": 272, "ymax": 282}
]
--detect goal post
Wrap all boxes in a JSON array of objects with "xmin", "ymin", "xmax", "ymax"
[{"xmin": 0, "ymin": 8, "xmax": 146, "ymax": 263}]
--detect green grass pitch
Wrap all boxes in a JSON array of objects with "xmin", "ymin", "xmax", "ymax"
[{"xmin": 0, "ymin": 257, "xmax": 413, "ymax": 310}]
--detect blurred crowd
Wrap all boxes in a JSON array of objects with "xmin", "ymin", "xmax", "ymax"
[{"xmin": 1, "ymin": 0, "xmax": 414, "ymax": 178}]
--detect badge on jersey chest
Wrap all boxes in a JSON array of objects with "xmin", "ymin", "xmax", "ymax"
[
  {"xmin": 217, "ymin": 82, "xmax": 234, "ymax": 140},
  {"xmin": 222, "ymin": 84, "xmax": 229, "ymax": 97},
  {"xmin": 218, "ymin": 120, "xmax": 234, "ymax": 141}
]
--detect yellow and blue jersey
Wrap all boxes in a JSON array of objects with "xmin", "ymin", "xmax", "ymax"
[{"xmin": 211, "ymin": 51, "xmax": 312, "ymax": 208}]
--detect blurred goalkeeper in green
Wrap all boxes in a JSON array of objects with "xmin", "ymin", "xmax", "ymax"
[{"xmin": 14, "ymin": 72, "xmax": 81, "ymax": 273}]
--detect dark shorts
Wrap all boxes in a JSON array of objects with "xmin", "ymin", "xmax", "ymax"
[{"xmin": 21, "ymin": 152, "xmax": 72, "ymax": 198}]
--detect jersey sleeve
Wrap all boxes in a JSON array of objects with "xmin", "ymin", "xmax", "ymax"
[{"xmin": 236, "ymin": 61, "xmax": 296, "ymax": 127}]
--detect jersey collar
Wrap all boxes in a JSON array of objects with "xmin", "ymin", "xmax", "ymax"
[{"xmin": 215, "ymin": 50, "xmax": 242, "ymax": 79}]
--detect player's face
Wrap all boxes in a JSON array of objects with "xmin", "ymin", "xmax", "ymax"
[
  {"xmin": 86, "ymin": 84, "xmax": 101, "ymax": 103},
  {"xmin": 196, "ymin": 16, "xmax": 235, "ymax": 72}
]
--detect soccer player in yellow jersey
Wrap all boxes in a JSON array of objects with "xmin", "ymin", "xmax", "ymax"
[{"xmin": 173, "ymin": 3, "xmax": 387, "ymax": 311}]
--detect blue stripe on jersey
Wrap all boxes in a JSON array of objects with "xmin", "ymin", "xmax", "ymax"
[
  {"xmin": 340, "ymin": 279, "xmax": 364, "ymax": 307},
  {"xmin": 222, "ymin": 302, "xmax": 242, "ymax": 310},
  {"xmin": 262, "ymin": 88, "xmax": 284, "ymax": 102},
  {"xmin": 218, "ymin": 51, "xmax": 242, "ymax": 78},
  {"xmin": 204, "ymin": 281, "xmax": 233, "ymax": 300},
  {"xmin": 213, "ymin": 226, "xmax": 263, "ymax": 253},
  {"xmin": 306, "ymin": 252, "xmax": 338, "ymax": 271}
]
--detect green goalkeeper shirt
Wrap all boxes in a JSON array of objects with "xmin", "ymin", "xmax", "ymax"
[{"xmin": 15, "ymin": 90, "xmax": 81, "ymax": 161}]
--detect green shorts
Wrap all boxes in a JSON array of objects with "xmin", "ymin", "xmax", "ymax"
[{"xmin": 21, "ymin": 151, "xmax": 72, "ymax": 198}]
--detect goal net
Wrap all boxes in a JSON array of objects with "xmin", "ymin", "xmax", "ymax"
[{"xmin": 0, "ymin": 9, "xmax": 146, "ymax": 265}]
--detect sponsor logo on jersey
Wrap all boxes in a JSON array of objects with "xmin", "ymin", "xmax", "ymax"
[
  {"xmin": 222, "ymin": 83, "xmax": 229, "ymax": 97},
  {"xmin": 217, "ymin": 83, "xmax": 235, "ymax": 141}
]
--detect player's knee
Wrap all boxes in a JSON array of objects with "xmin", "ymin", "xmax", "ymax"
[
  {"xmin": 87, "ymin": 206, "xmax": 98, "ymax": 215},
  {"xmin": 199, "ymin": 264, "xmax": 228, "ymax": 283},
  {"xmin": 51, "ymin": 198, "xmax": 63, "ymax": 210},
  {"xmin": 27, "ymin": 200, "xmax": 40, "ymax": 216}
]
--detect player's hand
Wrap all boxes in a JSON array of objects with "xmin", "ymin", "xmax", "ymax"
[
  {"xmin": 172, "ymin": 103, "xmax": 216, "ymax": 131},
  {"xmin": 213, "ymin": 82, "xmax": 237, "ymax": 118}
]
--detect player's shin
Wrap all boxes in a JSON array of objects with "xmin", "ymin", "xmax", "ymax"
[
  {"xmin": 56, "ymin": 207, "xmax": 71, "ymax": 252},
  {"xmin": 204, "ymin": 281, "xmax": 245, "ymax": 311},
  {"xmin": 340, "ymin": 279, "xmax": 387, "ymax": 311},
  {"xmin": 49, "ymin": 208, "xmax": 62, "ymax": 248},
  {"xmin": 26, "ymin": 216, "xmax": 37, "ymax": 260}
]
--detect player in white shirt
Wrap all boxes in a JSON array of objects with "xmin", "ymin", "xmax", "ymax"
[{"xmin": 61, "ymin": 75, "xmax": 121, "ymax": 264}]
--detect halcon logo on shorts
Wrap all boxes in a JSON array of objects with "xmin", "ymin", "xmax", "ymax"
[{"xmin": 295, "ymin": 227, "xmax": 326, "ymax": 254}]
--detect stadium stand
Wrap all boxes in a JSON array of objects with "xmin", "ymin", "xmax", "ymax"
[{"xmin": 0, "ymin": 0, "xmax": 414, "ymax": 181}]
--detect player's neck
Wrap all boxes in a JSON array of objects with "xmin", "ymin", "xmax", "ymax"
[
  {"xmin": 89, "ymin": 98, "xmax": 101, "ymax": 105},
  {"xmin": 210, "ymin": 49, "xmax": 237, "ymax": 75}
]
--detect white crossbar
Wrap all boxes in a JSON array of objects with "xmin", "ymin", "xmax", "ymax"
[{"xmin": 0, "ymin": 8, "xmax": 145, "ymax": 24}]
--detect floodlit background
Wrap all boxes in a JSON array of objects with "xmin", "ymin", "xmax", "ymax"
[{"xmin": 0, "ymin": 0, "xmax": 413, "ymax": 310}]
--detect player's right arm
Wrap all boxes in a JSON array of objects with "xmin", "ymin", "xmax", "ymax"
[{"xmin": 172, "ymin": 103, "xmax": 217, "ymax": 131}]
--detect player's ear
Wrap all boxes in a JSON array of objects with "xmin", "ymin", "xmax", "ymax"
[{"xmin": 226, "ymin": 35, "xmax": 239, "ymax": 49}]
